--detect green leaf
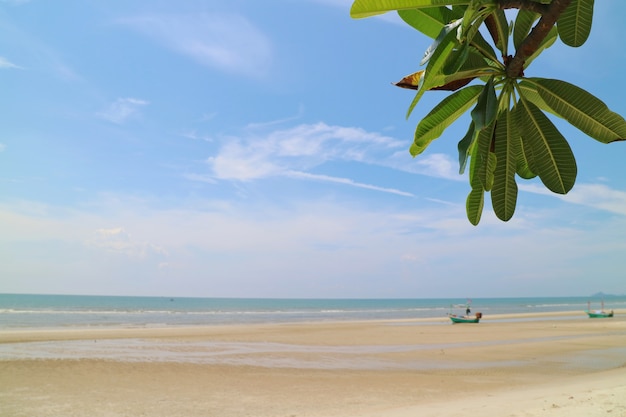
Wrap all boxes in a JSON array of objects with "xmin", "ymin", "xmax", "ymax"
[
  {"xmin": 397, "ymin": 48, "xmax": 496, "ymax": 95},
  {"xmin": 398, "ymin": 7, "xmax": 499, "ymax": 68},
  {"xmin": 487, "ymin": 9, "xmax": 509, "ymax": 56},
  {"xmin": 460, "ymin": 0, "xmax": 493, "ymax": 38},
  {"xmin": 485, "ymin": 150, "xmax": 497, "ymax": 191},
  {"xmin": 466, "ymin": 135, "xmax": 485, "ymax": 225},
  {"xmin": 411, "ymin": 85, "xmax": 483, "ymax": 156},
  {"xmin": 557, "ymin": 0, "xmax": 594, "ymax": 47},
  {"xmin": 466, "ymin": 119, "xmax": 495, "ymax": 225},
  {"xmin": 513, "ymin": 104, "xmax": 542, "ymax": 179},
  {"xmin": 441, "ymin": 46, "xmax": 500, "ymax": 84},
  {"xmin": 514, "ymin": 129, "xmax": 536, "ymax": 180},
  {"xmin": 458, "ymin": 121, "xmax": 476, "ymax": 174},
  {"xmin": 470, "ymin": 77, "xmax": 497, "ymax": 131},
  {"xmin": 516, "ymin": 81, "xmax": 552, "ymax": 114},
  {"xmin": 466, "ymin": 28, "xmax": 500, "ymax": 64},
  {"xmin": 406, "ymin": 24, "xmax": 459, "ymax": 117},
  {"xmin": 475, "ymin": 119, "xmax": 496, "ymax": 191},
  {"xmin": 515, "ymin": 99, "xmax": 577, "ymax": 194},
  {"xmin": 421, "ymin": 19, "xmax": 462, "ymax": 65},
  {"xmin": 466, "ymin": 188, "xmax": 484, "ymax": 225},
  {"xmin": 524, "ymin": 78, "xmax": 626, "ymax": 143},
  {"xmin": 513, "ymin": 9, "xmax": 538, "ymax": 51},
  {"xmin": 350, "ymin": 0, "xmax": 471, "ymax": 19},
  {"xmin": 398, "ymin": 47, "xmax": 497, "ymax": 94},
  {"xmin": 398, "ymin": 7, "xmax": 462, "ymax": 39},
  {"xmin": 491, "ymin": 109, "xmax": 518, "ymax": 221},
  {"xmin": 443, "ymin": 43, "xmax": 470, "ymax": 75},
  {"xmin": 519, "ymin": 133, "xmax": 539, "ymax": 178}
]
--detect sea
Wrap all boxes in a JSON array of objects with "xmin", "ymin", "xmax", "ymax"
[{"xmin": 2, "ymin": 293, "xmax": 625, "ymax": 330}]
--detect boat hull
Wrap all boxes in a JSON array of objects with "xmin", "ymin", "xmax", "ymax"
[
  {"xmin": 448, "ymin": 315, "xmax": 480, "ymax": 324},
  {"xmin": 585, "ymin": 311, "xmax": 613, "ymax": 318}
]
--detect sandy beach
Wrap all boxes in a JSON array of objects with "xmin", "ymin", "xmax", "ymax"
[{"xmin": 2, "ymin": 312, "xmax": 626, "ymax": 417}]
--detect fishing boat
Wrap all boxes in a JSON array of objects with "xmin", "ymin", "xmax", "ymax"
[
  {"xmin": 448, "ymin": 312, "xmax": 482, "ymax": 324},
  {"xmin": 585, "ymin": 301, "xmax": 614, "ymax": 318},
  {"xmin": 586, "ymin": 310, "xmax": 613, "ymax": 318}
]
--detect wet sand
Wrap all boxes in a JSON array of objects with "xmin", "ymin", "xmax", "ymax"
[{"xmin": 1, "ymin": 312, "xmax": 626, "ymax": 417}]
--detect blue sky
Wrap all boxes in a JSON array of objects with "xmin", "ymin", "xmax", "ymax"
[{"xmin": 1, "ymin": 1, "xmax": 625, "ymax": 298}]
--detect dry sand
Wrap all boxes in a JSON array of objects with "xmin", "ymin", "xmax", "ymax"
[{"xmin": 1, "ymin": 312, "xmax": 626, "ymax": 417}]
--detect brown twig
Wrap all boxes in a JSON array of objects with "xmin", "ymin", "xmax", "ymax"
[{"xmin": 503, "ymin": 0, "xmax": 573, "ymax": 78}]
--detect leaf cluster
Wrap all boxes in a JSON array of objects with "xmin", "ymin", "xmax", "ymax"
[{"xmin": 350, "ymin": 0, "xmax": 626, "ymax": 224}]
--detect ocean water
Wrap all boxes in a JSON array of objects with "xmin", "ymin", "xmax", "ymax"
[{"xmin": 1, "ymin": 293, "xmax": 625, "ymax": 330}]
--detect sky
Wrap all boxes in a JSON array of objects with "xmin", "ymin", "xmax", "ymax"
[{"xmin": 1, "ymin": 1, "xmax": 625, "ymax": 299}]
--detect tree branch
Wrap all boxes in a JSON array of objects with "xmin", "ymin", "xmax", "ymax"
[
  {"xmin": 498, "ymin": 0, "xmax": 550, "ymax": 15},
  {"xmin": 505, "ymin": 0, "xmax": 573, "ymax": 78}
]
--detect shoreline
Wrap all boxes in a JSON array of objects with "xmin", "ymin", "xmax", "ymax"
[
  {"xmin": 2, "ymin": 311, "xmax": 626, "ymax": 416},
  {"xmin": 2, "ymin": 309, "xmax": 624, "ymax": 344}
]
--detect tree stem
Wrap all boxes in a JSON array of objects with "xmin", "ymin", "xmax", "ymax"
[{"xmin": 504, "ymin": 0, "xmax": 573, "ymax": 78}]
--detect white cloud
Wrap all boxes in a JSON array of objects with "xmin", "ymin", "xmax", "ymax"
[
  {"xmin": 209, "ymin": 141, "xmax": 281, "ymax": 180},
  {"xmin": 286, "ymin": 171, "xmax": 414, "ymax": 197},
  {"xmin": 87, "ymin": 227, "xmax": 168, "ymax": 259},
  {"xmin": 4, "ymin": 194, "xmax": 624, "ymax": 298},
  {"xmin": 183, "ymin": 173, "xmax": 217, "ymax": 184},
  {"xmin": 119, "ymin": 13, "xmax": 273, "ymax": 77},
  {"xmin": 195, "ymin": 120, "xmax": 626, "ymax": 213},
  {"xmin": 0, "ymin": 143, "xmax": 5, "ymax": 152},
  {"xmin": 0, "ymin": 56, "xmax": 22, "ymax": 69},
  {"xmin": 179, "ymin": 130, "xmax": 213, "ymax": 142},
  {"xmin": 196, "ymin": 122, "xmax": 468, "ymax": 196},
  {"xmin": 186, "ymin": 121, "xmax": 476, "ymax": 197},
  {"xmin": 412, "ymin": 153, "xmax": 462, "ymax": 180},
  {"xmin": 206, "ymin": 122, "xmax": 405, "ymax": 182},
  {"xmin": 559, "ymin": 183, "xmax": 626, "ymax": 216},
  {"xmin": 196, "ymin": 122, "xmax": 421, "ymax": 198},
  {"xmin": 520, "ymin": 182, "xmax": 626, "ymax": 216},
  {"xmin": 97, "ymin": 97, "xmax": 149, "ymax": 124}
]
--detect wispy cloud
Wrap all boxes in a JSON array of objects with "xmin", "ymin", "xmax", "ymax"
[
  {"xmin": 118, "ymin": 13, "xmax": 273, "ymax": 77},
  {"xmin": 97, "ymin": 97, "xmax": 149, "ymax": 124},
  {"xmin": 521, "ymin": 182, "xmax": 626, "ymax": 216},
  {"xmin": 178, "ymin": 130, "xmax": 213, "ymax": 142},
  {"xmin": 0, "ymin": 143, "xmax": 5, "ymax": 152},
  {"xmin": 182, "ymin": 173, "xmax": 217, "ymax": 184},
  {"xmin": 246, "ymin": 105, "xmax": 305, "ymax": 130},
  {"xmin": 193, "ymin": 120, "xmax": 626, "ymax": 210},
  {"xmin": 286, "ymin": 171, "xmax": 414, "ymax": 197},
  {"xmin": 86, "ymin": 227, "xmax": 168, "ymax": 259},
  {"xmin": 198, "ymin": 122, "xmax": 462, "ymax": 193},
  {"xmin": 561, "ymin": 183, "xmax": 626, "ymax": 215},
  {"xmin": 0, "ymin": 56, "xmax": 22, "ymax": 69},
  {"xmin": 0, "ymin": 16, "xmax": 81, "ymax": 81},
  {"xmin": 203, "ymin": 122, "xmax": 406, "ymax": 187},
  {"xmin": 393, "ymin": 152, "xmax": 463, "ymax": 181}
]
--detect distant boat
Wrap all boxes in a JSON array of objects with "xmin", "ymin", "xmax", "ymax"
[
  {"xmin": 585, "ymin": 301, "xmax": 614, "ymax": 318},
  {"xmin": 586, "ymin": 310, "xmax": 613, "ymax": 318},
  {"xmin": 448, "ymin": 312, "xmax": 482, "ymax": 324}
]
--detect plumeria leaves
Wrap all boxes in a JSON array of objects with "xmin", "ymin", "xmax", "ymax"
[{"xmin": 352, "ymin": 0, "xmax": 623, "ymax": 224}]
